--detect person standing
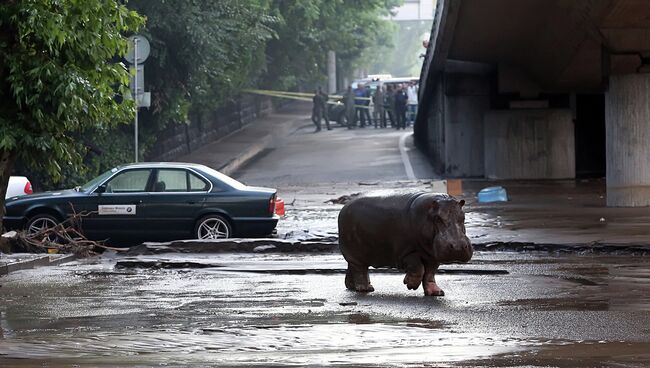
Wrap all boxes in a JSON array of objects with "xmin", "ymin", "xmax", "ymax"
[
  {"xmin": 385, "ymin": 84, "xmax": 395, "ymax": 128},
  {"xmin": 318, "ymin": 87, "xmax": 331, "ymax": 130},
  {"xmin": 406, "ymin": 81, "xmax": 418, "ymax": 127},
  {"xmin": 394, "ymin": 85, "xmax": 408, "ymax": 130},
  {"xmin": 354, "ymin": 84, "xmax": 371, "ymax": 128},
  {"xmin": 373, "ymin": 85, "xmax": 385, "ymax": 128},
  {"xmin": 344, "ymin": 85, "xmax": 355, "ymax": 129},
  {"xmin": 312, "ymin": 89, "xmax": 323, "ymax": 132},
  {"xmin": 362, "ymin": 85, "xmax": 372, "ymax": 127}
]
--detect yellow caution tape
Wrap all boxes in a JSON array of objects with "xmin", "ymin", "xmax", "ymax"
[
  {"xmin": 244, "ymin": 89, "xmax": 371, "ymax": 101},
  {"xmin": 243, "ymin": 89, "xmax": 372, "ymax": 109}
]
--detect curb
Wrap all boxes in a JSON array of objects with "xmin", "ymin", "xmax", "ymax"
[
  {"xmin": 219, "ymin": 134, "xmax": 273, "ymax": 176},
  {"xmin": 126, "ymin": 238, "xmax": 650, "ymax": 256},
  {"xmin": 0, "ymin": 254, "xmax": 77, "ymax": 276},
  {"xmin": 218, "ymin": 116, "xmax": 309, "ymax": 177}
]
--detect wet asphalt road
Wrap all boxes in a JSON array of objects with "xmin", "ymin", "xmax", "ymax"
[
  {"xmin": 1, "ymin": 252, "xmax": 649, "ymax": 367},
  {"xmin": 2, "ymin": 117, "xmax": 650, "ymax": 367},
  {"xmin": 235, "ymin": 123, "xmax": 434, "ymax": 185}
]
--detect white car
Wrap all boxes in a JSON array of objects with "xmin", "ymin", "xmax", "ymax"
[{"xmin": 6, "ymin": 176, "xmax": 33, "ymax": 199}]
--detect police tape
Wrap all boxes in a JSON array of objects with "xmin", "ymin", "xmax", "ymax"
[
  {"xmin": 244, "ymin": 89, "xmax": 312, "ymax": 102},
  {"xmin": 244, "ymin": 88, "xmax": 372, "ymax": 102}
]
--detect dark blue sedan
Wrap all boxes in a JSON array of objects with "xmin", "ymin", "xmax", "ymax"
[{"xmin": 3, "ymin": 162, "xmax": 279, "ymax": 243}]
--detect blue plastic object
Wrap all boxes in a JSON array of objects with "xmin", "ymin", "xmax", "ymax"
[{"xmin": 477, "ymin": 186, "xmax": 508, "ymax": 203}]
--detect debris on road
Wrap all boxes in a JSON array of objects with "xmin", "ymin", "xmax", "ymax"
[
  {"xmin": 326, "ymin": 193, "xmax": 361, "ymax": 204},
  {"xmin": 3, "ymin": 208, "xmax": 124, "ymax": 257},
  {"xmin": 339, "ymin": 302, "xmax": 358, "ymax": 306},
  {"xmin": 127, "ymin": 238, "xmax": 339, "ymax": 255},
  {"xmin": 477, "ymin": 186, "xmax": 508, "ymax": 203}
]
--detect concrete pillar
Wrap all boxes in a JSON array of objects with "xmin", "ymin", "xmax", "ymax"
[
  {"xmin": 327, "ymin": 51, "xmax": 336, "ymax": 93},
  {"xmin": 606, "ymin": 74, "xmax": 650, "ymax": 207}
]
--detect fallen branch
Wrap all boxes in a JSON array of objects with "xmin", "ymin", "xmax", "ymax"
[{"xmin": 7, "ymin": 203, "xmax": 125, "ymax": 257}]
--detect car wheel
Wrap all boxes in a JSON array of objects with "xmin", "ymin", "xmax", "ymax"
[
  {"xmin": 195, "ymin": 215, "xmax": 232, "ymax": 240},
  {"xmin": 337, "ymin": 113, "xmax": 347, "ymax": 127},
  {"xmin": 26, "ymin": 214, "xmax": 59, "ymax": 242}
]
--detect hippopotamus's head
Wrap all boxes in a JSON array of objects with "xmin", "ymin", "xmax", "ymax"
[{"xmin": 428, "ymin": 198, "xmax": 473, "ymax": 263}]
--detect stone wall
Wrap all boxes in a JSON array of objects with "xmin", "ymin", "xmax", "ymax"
[{"xmin": 146, "ymin": 95, "xmax": 272, "ymax": 162}]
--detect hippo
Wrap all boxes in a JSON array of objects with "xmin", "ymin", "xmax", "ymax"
[{"xmin": 337, "ymin": 192, "xmax": 472, "ymax": 296}]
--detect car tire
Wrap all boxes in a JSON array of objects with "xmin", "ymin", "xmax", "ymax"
[
  {"xmin": 26, "ymin": 214, "xmax": 60, "ymax": 242},
  {"xmin": 338, "ymin": 113, "xmax": 349, "ymax": 127},
  {"xmin": 195, "ymin": 214, "xmax": 232, "ymax": 240}
]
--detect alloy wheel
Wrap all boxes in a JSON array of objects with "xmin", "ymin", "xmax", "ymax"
[
  {"xmin": 27, "ymin": 216, "xmax": 59, "ymax": 242},
  {"xmin": 197, "ymin": 217, "xmax": 230, "ymax": 239}
]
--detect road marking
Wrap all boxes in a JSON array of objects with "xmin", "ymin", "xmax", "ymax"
[{"xmin": 399, "ymin": 132, "xmax": 416, "ymax": 180}]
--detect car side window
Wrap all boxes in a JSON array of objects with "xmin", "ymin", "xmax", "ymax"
[
  {"xmin": 155, "ymin": 169, "xmax": 187, "ymax": 192},
  {"xmin": 105, "ymin": 169, "xmax": 152, "ymax": 193},
  {"xmin": 189, "ymin": 172, "xmax": 209, "ymax": 192}
]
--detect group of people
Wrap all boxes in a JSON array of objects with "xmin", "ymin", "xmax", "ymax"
[
  {"xmin": 343, "ymin": 81, "xmax": 418, "ymax": 130},
  {"xmin": 311, "ymin": 81, "xmax": 419, "ymax": 132}
]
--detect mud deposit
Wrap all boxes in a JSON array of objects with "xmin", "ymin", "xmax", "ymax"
[{"xmin": 1, "ymin": 252, "xmax": 649, "ymax": 367}]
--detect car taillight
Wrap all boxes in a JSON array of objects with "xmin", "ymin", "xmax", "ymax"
[
  {"xmin": 24, "ymin": 181, "xmax": 33, "ymax": 195},
  {"xmin": 269, "ymin": 195, "xmax": 276, "ymax": 215},
  {"xmin": 275, "ymin": 197, "xmax": 285, "ymax": 216}
]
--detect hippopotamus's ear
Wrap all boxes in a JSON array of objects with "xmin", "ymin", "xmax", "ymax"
[
  {"xmin": 427, "ymin": 201, "xmax": 439, "ymax": 219},
  {"xmin": 459, "ymin": 199, "xmax": 465, "ymax": 208}
]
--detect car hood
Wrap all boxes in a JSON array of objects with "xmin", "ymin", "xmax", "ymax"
[{"xmin": 5, "ymin": 189, "xmax": 83, "ymax": 204}]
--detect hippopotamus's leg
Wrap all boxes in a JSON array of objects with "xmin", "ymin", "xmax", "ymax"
[
  {"xmin": 345, "ymin": 263, "xmax": 374, "ymax": 292},
  {"xmin": 402, "ymin": 253, "xmax": 424, "ymax": 291},
  {"xmin": 422, "ymin": 264, "xmax": 444, "ymax": 296}
]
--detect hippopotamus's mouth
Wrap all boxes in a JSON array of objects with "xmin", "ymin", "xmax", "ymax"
[{"xmin": 434, "ymin": 237, "xmax": 473, "ymax": 264}]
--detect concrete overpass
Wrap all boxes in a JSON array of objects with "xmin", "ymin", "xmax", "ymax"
[{"xmin": 415, "ymin": 0, "xmax": 650, "ymax": 206}]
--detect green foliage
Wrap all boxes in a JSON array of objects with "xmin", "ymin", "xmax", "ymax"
[
  {"xmin": 15, "ymin": 126, "xmax": 135, "ymax": 191},
  {"xmin": 264, "ymin": 0, "xmax": 402, "ymax": 90},
  {"xmin": 127, "ymin": 0, "xmax": 277, "ymax": 127},
  {"xmin": 0, "ymin": 0, "xmax": 144, "ymax": 182},
  {"xmin": 1, "ymin": 0, "xmax": 402, "ymax": 193},
  {"xmin": 127, "ymin": 0, "xmax": 400, "ymax": 132},
  {"xmin": 368, "ymin": 20, "xmax": 432, "ymax": 77}
]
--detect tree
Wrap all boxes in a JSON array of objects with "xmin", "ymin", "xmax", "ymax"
[
  {"xmin": 126, "ymin": 0, "xmax": 276, "ymax": 133},
  {"xmin": 263, "ymin": 0, "xmax": 401, "ymax": 90},
  {"xmin": 0, "ymin": 0, "xmax": 144, "ymax": 232}
]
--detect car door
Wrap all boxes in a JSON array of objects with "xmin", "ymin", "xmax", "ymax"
[
  {"xmin": 82, "ymin": 168, "xmax": 153, "ymax": 242},
  {"xmin": 144, "ymin": 168, "xmax": 209, "ymax": 241}
]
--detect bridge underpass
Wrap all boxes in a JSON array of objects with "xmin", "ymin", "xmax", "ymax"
[{"xmin": 415, "ymin": 0, "xmax": 650, "ymax": 206}]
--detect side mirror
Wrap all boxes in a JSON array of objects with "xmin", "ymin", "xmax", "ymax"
[{"xmin": 95, "ymin": 184, "xmax": 107, "ymax": 194}]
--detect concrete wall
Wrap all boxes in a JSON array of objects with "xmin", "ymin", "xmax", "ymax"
[
  {"xmin": 606, "ymin": 74, "xmax": 650, "ymax": 207},
  {"xmin": 425, "ymin": 73, "xmax": 446, "ymax": 174},
  {"xmin": 146, "ymin": 95, "xmax": 272, "ymax": 161},
  {"xmin": 443, "ymin": 73, "xmax": 489, "ymax": 177},
  {"xmin": 484, "ymin": 109, "xmax": 575, "ymax": 179}
]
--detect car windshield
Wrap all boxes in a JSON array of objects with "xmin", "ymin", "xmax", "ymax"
[{"xmin": 79, "ymin": 168, "xmax": 117, "ymax": 192}]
